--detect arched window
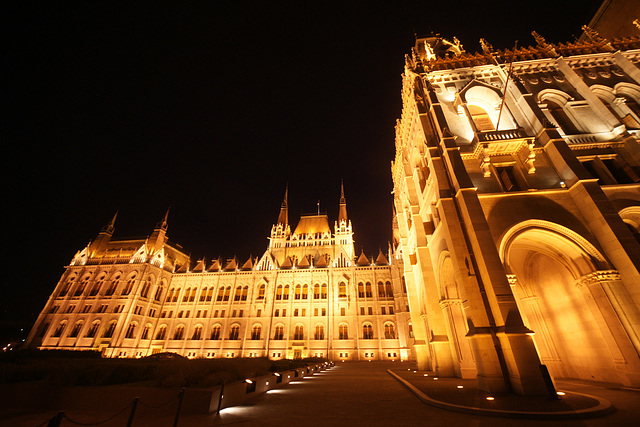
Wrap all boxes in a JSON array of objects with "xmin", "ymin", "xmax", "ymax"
[
  {"xmin": 384, "ymin": 323, "xmax": 396, "ymax": 339},
  {"xmin": 295, "ymin": 285, "xmax": 301, "ymax": 300},
  {"xmin": 173, "ymin": 287, "xmax": 180, "ymax": 302},
  {"xmin": 217, "ymin": 287, "xmax": 225, "ymax": 301},
  {"xmin": 125, "ymin": 323, "xmax": 137, "ymax": 339},
  {"xmin": 206, "ymin": 287, "xmax": 214, "ymax": 301},
  {"xmin": 468, "ymin": 104, "xmax": 495, "ymax": 131},
  {"xmin": 378, "ymin": 282, "xmax": 385, "ymax": 298},
  {"xmin": 155, "ymin": 325, "xmax": 167, "ymax": 340},
  {"xmin": 183, "ymin": 287, "xmax": 191, "ymax": 302},
  {"xmin": 365, "ymin": 282, "xmax": 372, "ymax": 298},
  {"xmin": 283, "ymin": 285, "xmax": 290, "ymax": 300},
  {"xmin": 313, "ymin": 284, "xmax": 320, "ymax": 299},
  {"xmin": 140, "ymin": 277, "xmax": 152, "ymax": 298},
  {"xmin": 210, "ymin": 325, "xmax": 221, "ymax": 340},
  {"xmin": 251, "ymin": 325, "xmax": 262, "ymax": 340},
  {"xmin": 86, "ymin": 322, "xmax": 100, "ymax": 338},
  {"xmin": 385, "ymin": 281, "xmax": 394, "ymax": 298},
  {"xmin": 52, "ymin": 321, "xmax": 67, "ymax": 337},
  {"xmin": 106, "ymin": 274, "xmax": 120, "ymax": 296},
  {"xmin": 241, "ymin": 286, "xmax": 248, "ymax": 301},
  {"xmin": 234, "ymin": 286, "xmax": 242, "ymax": 301},
  {"xmin": 200, "ymin": 287, "xmax": 208, "ymax": 302},
  {"xmin": 223, "ymin": 286, "xmax": 231, "ymax": 301},
  {"xmin": 190, "ymin": 288, "xmax": 197, "ymax": 302},
  {"xmin": 338, "ymin": 282, "xmax": 347, "ymax": 298},
  {"xmin": 358, "ymin": 282, "xmax": 365, "ymax": 298},
  {"xmin": 154, "ymin": 284, "xmax": 164, "ymax": 302},
  {"xmin": 140, "ymin": 324, "xmax": 151, "ymax": 340},
  {"xmin": 294, "ymin": 325, "xmax": 304, "ymax": 340},
  {"xmin": 363, "ymin": 324, "xmax": 373, "ymax": 339},
  {"xmin": 58, "ymin": 276, "xmax": 75, "ymax": 297},
  {"xmin": 229, "ymin": 325, "xmax": 240, "ymax": 340},
  {"xmin": 74, "ymin": 275, "xmax": 90, "ymax": 296},
  {"xmin": 122, "ymin": 274, "xmax": 137, "ymax": 296},
  {"xmin": 173, "ymin": 325, "xmax": 185, "ymax": 340},
  {"xmin": 166, "ymin": 288, "xmax": 175, "ymax": 302},
  {"xmin": 314, "ymin": 325, "xmax": 324, "ymax": 340},
  {"xmin": 103, "ymin": 322, "xmax": 117, "ymax": 338},
  {"xmin": 276, "ymin": 285, "xmax": 283, "ymax": 300},
  {"xmin": 90, "ymin": 275, "xmax": 105, "ymax": 296},
  {"xmin": 69, "ymin": 322, "xmax": 83, "ymax": 338},
  {"xmin": 302, "ymin": 284, "xmax": 308, "ymax": 299},
  {"xmin": 257, "ymin": 285, "xmax": 265, "ymax": 300},
  {"xmin": 273, "ymin": 325, "xmax": 284, "ymax": 340},
  {"xmin": 544, "ymin": 98, "xmax": 581, "ymax": 135},
  {"xmin": 191, "ymin": 326, "xmax": 202, "ymax": 340},
  {"xmin": 339, "ymin": 324, "xmax": 348, "ymax": 340},
  {"xmin": 321, "ymin": 284, "xmax": 327, "ymax": 299}
]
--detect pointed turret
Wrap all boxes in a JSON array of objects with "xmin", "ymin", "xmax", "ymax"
[
  {"xmin": 277, "ymin": 186, "xmax": 289, "ymax": 226},
  {"xmin": 88, "ymin": 212, "xmax": 118, "ymax": 256},
  {"xmin": 149, "ymin": 208, "xmax": 170, "ymax": 254},
  {"xmin": 102, "ymin": 211, "xmax": 118, "ymax": 234},
  {"xmin": 338, "ymin": 180, "xmax": 348, "ymax": 222}
]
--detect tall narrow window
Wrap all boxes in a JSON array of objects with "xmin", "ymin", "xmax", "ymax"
[
  {"xmin": 295, "ymin": 285, "xmax": 301, "ymax": 300},
  {"xmin": 338, "ymin": 282, "xmax": 347, "ymax": 298},
  {"xmin": 173, "ymin": 326, "xmax": 185, "ymax": 340},
  {"xmin": 191, "ymin": 326, "xmax": 202, "ymax": 340},
  {"xmin": 257, "ymin": 285, "xmax": 265, "ymax": 300},
  {"xmin": 229, "ymin": 325, "xmax": 240, "ymax": 340},
  {"xmin": 251, "ymin": 325, "xmax": 262, "ymax": 340},
  {"xmin": 273, "ymin": 325, "xmax": 284, "ymax": 340},
  {"xmin": 283, "ymin": 285, "xmax": 290, "ymax": 300},
  {"xmin": 294, "ymin": 325, "xmax": 304, "ymax": 340},
  {"xmin": 314, "ymin": 284, "xmax": 320, "ymax": 299},
  {"xmin": 217, "ymin": 287, "xmax": 225, "ymax": 301},
  {"xmin": 365, "ymin": 282, "xmax": 372, "ymax": 298},
  {"xmin": 125, "ymin": 323, "xmax": 136, "ymax": 339},
  {"xmin": 339, "ymin": 324, "xmax": 348, "ymax": 340},
  {"xmin": 155, "ymin": 325, "xmax": 167, "ymax": 340},
  {"xmin": 384, "ymin": 323, "xmax": 396, "ymax": 339},
  {"xmin": 363, "ymin": 324, "xmax": 373, "ymax": 339},
  {"xmin": 358, "ymin": 282, "xmax": 365, "ymax": 298},
  {"xmin": 321, "ymin": 284, "xmax": 328, "ymax": 299},
  {"xmin": 276, "ymin": 285, "xmax": 283, "ymax": 300},
  {"xmin": 302, "ymin": 284, "xmax": 308, "ymax": 299},
  {"xmin": 546, "ymin": 100, "xmax": 580, "ymax": 135},
  {"xmin": 315, "ymin": 325, "xmax": 324, "ymax": 340},
  {"xmin": 86, "ymin": 322, "xmax": 100, "ymax": 338},
  {"xmin": 241, "ymin": 286, "xmax": 248, "ymax": 301},
  {"xmin": 210, "ymin": 325, "xmax": 221, "ymax": 340}
]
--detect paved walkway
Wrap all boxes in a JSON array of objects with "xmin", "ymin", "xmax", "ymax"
[{"xmin": 6, "ymin": 361, "xmax": 640, "ymax": 426}]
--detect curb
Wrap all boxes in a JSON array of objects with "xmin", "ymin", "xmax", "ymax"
[{"xmin": 387, "ymin": 370, "xmax": 613, "ymax": 419}]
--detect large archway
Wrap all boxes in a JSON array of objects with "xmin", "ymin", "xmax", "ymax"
[{"xmin": 500, "ymin": 221, "xmax": 629, "ymax": 384}]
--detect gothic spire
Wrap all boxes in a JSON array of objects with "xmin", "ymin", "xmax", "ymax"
[
  {"xmin": 338, "ymin": 180, "xmax": 348, "ymax": 222},
  {"xmin": 101, "ymin": 211, "xmax": 118, "ymax": 235},
  {"xmin": 277, "ymin": 185, "xmax": 288, "ymax": 226},
  {"xmin": 156, "ymin": 207, "xmax": 170, "ymax": 230}
]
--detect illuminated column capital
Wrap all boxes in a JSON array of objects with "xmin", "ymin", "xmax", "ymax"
[{"xmin": 575, "ymin": 270, "xmax": 621, "ymax": 288}]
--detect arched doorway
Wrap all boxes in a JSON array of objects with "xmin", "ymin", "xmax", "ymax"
[{"xmin": 500, "ymin": 221, "xmax": 633, "ymax": 384}]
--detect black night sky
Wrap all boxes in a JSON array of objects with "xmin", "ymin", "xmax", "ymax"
[{"xmin": 4, "ymin": 1, "xmax": 603, "ymax": 343}]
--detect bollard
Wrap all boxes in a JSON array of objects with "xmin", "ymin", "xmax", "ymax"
[
  {"xmin": 47, "ymin": 411, "xmax": 64, "ymax": 427},
  {"xmin": 173, "ymin": 388, "xmax": 186, "ymax": 427},
  {"xmin": 126, "ymin": 397, "xmax": 139, "ymax": 427},
  {"xmin": 216, "ymin": 381, "xmax": 226, "ymax": 414}
]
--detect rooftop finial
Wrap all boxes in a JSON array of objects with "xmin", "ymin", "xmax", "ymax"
[
  {"xmin": 277, "ymin": 185, "xmax": 289, "ymax": 225},
  {"xmin": 338, "ymin": 180, "xmax": 348, "ymax": 222}
]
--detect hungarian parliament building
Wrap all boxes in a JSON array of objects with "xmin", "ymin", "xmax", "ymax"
[
  {"xmin": 26, "ymin": 187, "xmax": 413, "ymax": 361},
  {"xmin": 26, "ymin": 10, "xmax": 640, "ymax": 393}
]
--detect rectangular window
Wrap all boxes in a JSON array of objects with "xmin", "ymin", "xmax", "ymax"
[
  {"xmin": 82, "ymin": 305, "xmax": 91, "ymax": 313},
  {"xmin": 221, "ymin": 310, "xmax": 225, "ymax": 317},
  {"xmin": 168, "ymin": 311, "xmax": 173, "ymax": 317},
  {"xmin": 360, "ymin": 307, "xmax": 365, "ymax": 315},
  {"xmin": 232, "ymin": 310, "xmax": 237, "ymax": 317},
  {"xmin": 257, "ymin": 309, "xmax": 262, "ymax": 317},
  {"xmin": 390, "ymin": 306, "xmax": 395, "ymax": 315},
  {"xmin": 161, "ymin": 311, "xmax": 167, "ymax": 318},
  {"xmin": 178, "ymin": 311, "xmax": 183, "ymax": 318},
  {"xmin": 495, "ymin": 165, "xmax": 525, "ymax": 191},
  {"xmin": 322, "ymin": 308, "xmax": 326, "ymax": 316},
  {"xmin": 341, "ymin": 307, "xmax": 345, "ymax": 316},
  {"xmin": 282, "ymin": 309, "xmax": 287, "ymax": 317},
  {"xmin": 381, "ymin": 307, "xmax": 386, "ymax": 315},
  {"xmin": 302, "ymin": 309, "xmax": 306, "ymax": 316},
  {"xmin": 368, "ymin": 307, "xmax": 373, "ymax": 315},
  {"xmin": 213, "ymin": 310, "xmax": 219, "ymax": 318},
  {"xmin": 294, "ymin": 309, "xmax": 299, "ymax": 317},
  {"xmin": 203, "ymin": 310, "xmax": 207, "ymax": 318},
  {"xmin": 185, "ymin": 310, "xmax": 190, "ymax": 318},
  {"xmin": 197, "ymin": 310, "xmax": 201, "ymax": 318},
  {"xmin": 239, "ymin": 310, "xmax": 243, "ymax": 317},
  {"xmin": 314, "ymin": 308, "xmax": 318, "ymax": 316},
  {"xmin": 275, "ymin": 309, "xmax": 279, "ymax": 317}
]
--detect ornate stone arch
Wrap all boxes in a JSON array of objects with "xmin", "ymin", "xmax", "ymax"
[{"xmin": 499, "ymin": 219, "xmax": 609, "ymax": 277}]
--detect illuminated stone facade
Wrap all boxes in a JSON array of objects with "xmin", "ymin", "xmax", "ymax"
[
  {"xmin": 26, "ymin": 187, "xmax": 412, "ymax": 361},
  {"xmin": 393, "ymin": 32, "xmax": 640, "ymax": 394}
]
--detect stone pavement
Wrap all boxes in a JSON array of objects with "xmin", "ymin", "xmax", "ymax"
[{"xmin": 5, "ymin": 361, "xmax": 640, "ymax": 426}]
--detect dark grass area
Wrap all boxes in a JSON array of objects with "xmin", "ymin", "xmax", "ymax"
[
  {"xmin": 393, "ymin": 370, "xmax": 602, "ymax": 413},
  {"xmin": 0, "ymin": 349, "xmax": 326, "ymax": 388}
]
